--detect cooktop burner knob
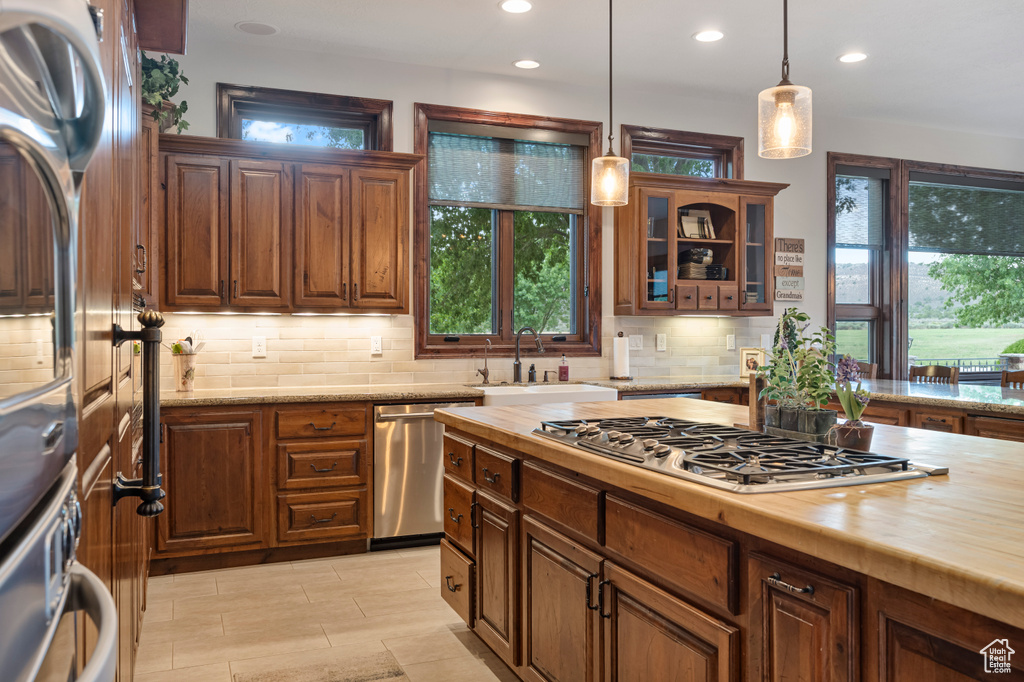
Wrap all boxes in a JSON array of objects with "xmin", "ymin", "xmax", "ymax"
[
  {"xmin": 618, "ymin": 434, "xmax": 635, "ymax": 445},
  {"xmin": 586, "ymin": 425, "xmax": 602, "ymax": 436},
  {"xmin": 606, "ymin": 430, "xmax": 622, "ymax": 442},
  {"xmin": 652, "ymin": 444, "xmax": 672, "ymax": 458},
  {"xmin": 642, "ymin": 439, "xmax": 659, "ymax": 450},
  {"xmin": 574, "ymin": 425, "xmax": 588, "ymax": 436}
]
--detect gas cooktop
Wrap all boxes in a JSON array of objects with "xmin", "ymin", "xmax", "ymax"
[{"xmin": 532, "ymin": 417, "xmax": 948, "ymax": 493}]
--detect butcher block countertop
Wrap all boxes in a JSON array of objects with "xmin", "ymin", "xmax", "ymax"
[{"xmin": 435, "ymin": 397, "xmax": 1024, "ymax": 629}]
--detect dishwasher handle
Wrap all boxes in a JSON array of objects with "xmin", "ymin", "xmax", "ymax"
[
  {"xmin": 70, "ymin": 563, "xmax": 118, "ymax": 682},
  {"xmin": 375, "ymin": 411, "xmax": 437, "ymax": 422}
]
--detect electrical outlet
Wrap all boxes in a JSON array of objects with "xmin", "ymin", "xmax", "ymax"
[
  {"xmin": 252, "ymin": 336, "xmax": 267, "ymax": 358},
  {"xmin": 370, "ymin": 336, "xmax": 383, "ymax": 355},
  {"xmin": 726, "ymin": 334, "xmax": 736, "ymax": 351},
  {"xmin": 656, "ymin": 333, "xmax": 667, "ymax": 352},
  {"xmin": 628, "ymin": 334, "xmax": 643, "ymax": 351}
]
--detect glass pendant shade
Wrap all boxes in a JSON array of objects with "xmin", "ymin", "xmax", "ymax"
[
  {"xmin": 591, "ymin": 153, "xmax": 629, "ymax": 206},
  {"xmin": 758, "ymin": 83, "xmax": 812, "ymax": 159}
]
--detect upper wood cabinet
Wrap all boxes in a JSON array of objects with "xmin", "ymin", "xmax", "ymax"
[
  {"xmin": 159, "ymin": 135, "xmax": 419, "ymax": 313},
  {"xmin": 614, "ymin": 173, "xmax": 788, "ymax": 316}
]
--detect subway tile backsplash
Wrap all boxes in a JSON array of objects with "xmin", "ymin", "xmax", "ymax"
[{"xmin": 158, "ymin": 313, "xmax": 777, "ymax": 390}]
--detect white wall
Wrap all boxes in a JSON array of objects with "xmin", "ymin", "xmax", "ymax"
[{"xmin": 159, "ymin": 40, "xmax": 1024, "ymax": 388}]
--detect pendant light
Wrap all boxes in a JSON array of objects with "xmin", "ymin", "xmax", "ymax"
[
  {"xmin": 591, "ymin": 0, "xmax": 628, "ymax": 206},
  {"xmin": 757, "ymin": 0, "xmax": 812, "ymax": 159}
]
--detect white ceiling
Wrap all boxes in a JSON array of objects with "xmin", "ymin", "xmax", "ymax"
[{"xmin": 189, "ymin": 0, "xmax": 1024, "ymax": 139}]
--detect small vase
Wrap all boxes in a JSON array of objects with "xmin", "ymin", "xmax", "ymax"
[
  {"xmin": 173, "ymin": 354, "xmax": 197, "ymax": 392},
  {"xmin": 832, "ymin": 422, "xmax": 874, "ymax": 450}
]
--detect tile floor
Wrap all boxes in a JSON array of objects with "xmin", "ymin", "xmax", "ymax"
[{"xmin": 135, "ymin": 546, "xmax": 517, "ymax": 682}]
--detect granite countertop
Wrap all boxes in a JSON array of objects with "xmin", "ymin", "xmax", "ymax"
[
  {"xmin": 435, "ymin": 397, "xmax": 1024, "ymax": 630},
  {"xmin": 588, "ymin": 375, "xmax": 750, "ymax": 392},
  {"xmin": 160, "ymin": 383, "xmax": 486, "ymax": 407},
  {"xmin": 861, "ymin": 379, "xmax": 1024, "ymax": 416}
]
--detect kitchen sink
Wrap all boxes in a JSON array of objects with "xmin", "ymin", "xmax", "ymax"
[{"xmin": 479, "ymin": 383, "xmax": 618, "ymax": 406}]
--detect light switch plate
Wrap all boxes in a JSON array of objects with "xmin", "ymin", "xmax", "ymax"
[
  {"xmin": 656, "ymin": 333, "xmax": 667, "ymax": 351},
  {"xmin": 370, "ymin": 336, "xmax": 383, "ymax": 355},
  {"xmin": 252, "ymin": 336, "xmax": 267, "ymax": 358},
  {"xmin": 628, "ymin": 334, "xmax": 643, "ymax": 351},
  {"xmin": 726, "ymin": 334, "xmax": 736, "ymax": 351}
]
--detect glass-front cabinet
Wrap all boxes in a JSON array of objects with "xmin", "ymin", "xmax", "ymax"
[{"xmin": 614, "ymin": 173, "xmax": 787, "ymax": 316}]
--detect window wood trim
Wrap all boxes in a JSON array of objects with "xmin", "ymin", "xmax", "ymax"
[
  {"xmin": 216, "ymin": 83, "xmax": 393, "ymax": 151},
  {"xmin": 621, "ymin": 125, "xmax": 744, "ymax": 179},
  {"xmin": 413, "ymin": 102, "xmax": 603, "ymax": 359}
]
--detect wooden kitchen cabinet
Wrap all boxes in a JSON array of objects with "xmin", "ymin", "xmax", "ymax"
[
  {"xmin": 613, "ymin": 173, "xmax": 788, "ymax": 317},
  {"xmin": 521, "ymin": 517, "xmax": 602, "ymax": 682},
  {"xmin": 966, "ymin": 415, "xmax": 1024, "ymax": 442},
  {"xmin": 476, "ymin": 490, "xmax": 521, "ymax": 668},
  {"xmin": 748, "ymin": 552, "xmax": 857, "ymax": 682},
  {"xmin": 349, "ymin": 167, "xmax": 409, "ymax": 311},
  {"xmin": 157, "ymin": 408, "xmax": 266, "ymax": 554},
  {"xmin": 228, "ymin": 160, "xmax": 293, "ymax": 308},
  {"xmin": 602, "ymin": 561, "xmax": 738, "ymax": 682},
  {"xmin": 294, "ymin": 164, "xmax": 350, "ymax": 307},
  {"xmin": 911, "ymin": 409, "xmax": 964, "ymax": 433},
  {"xmin": 136, "ymin": 106, "xmax": 160, "ymax": 308}
]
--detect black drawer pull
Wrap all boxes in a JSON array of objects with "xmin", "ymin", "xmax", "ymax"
[
  {"xmin": 705, "ymin": 295, "xmax": 713, "ymax": 300},
  {"xmin": 767, "ymin": 572, "xmax": 814, "ymax": 595},
  {"xmin": 685, "ymin": 295, "xmax": 692, "ymax": 299},
  {"xmin": 447, "ymin": 452, "xmax": 463, "ymax": 467},
  {"xmin": 309, "ymin": 461, "xmax": 338, "ymax": 473},
  {"xmin": 308, "ymin": 421, "xmax": 337, "ymax": 431},
  {"xmin": 925, "ymin": 416, "xmax": 946, "ymax": 423},
  {"xmin": 448, "ymin": 508, "xmax": 463, "ymax": 524},
  {"xmin": 309, "ymin": 513, "xmax": 337, "ymax": 525},
  {"xmin": 482, "ymin": 468, "xmax": 501, "ymax": 484},
  {"xmin": 586, "ymin": 573, "xmax": 600, "ymax": 611},
  {"xmin": 445, "ymin": 575, "xmax": 461, "ymax": 592}
]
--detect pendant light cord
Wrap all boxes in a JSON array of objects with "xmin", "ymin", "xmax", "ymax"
[
  {"xmin": 780, "ymin": 0, "xmax": 791, "ymax": 84},
  {"xmin": 607, "ymin": 0, "xmax": 615, "ymax": 154}
]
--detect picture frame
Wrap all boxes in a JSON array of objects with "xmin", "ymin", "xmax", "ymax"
[{"xmin": 739, "ymin": 347, "xmax": 766, "ymax": 376}]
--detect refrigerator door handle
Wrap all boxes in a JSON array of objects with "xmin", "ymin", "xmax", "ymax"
[{"xmin": 68, "ymin": 563, "xmax": 117, "ymax": 682}]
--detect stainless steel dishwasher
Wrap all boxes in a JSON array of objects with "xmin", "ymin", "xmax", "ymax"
[{"xmin": 372, "ymin": 402, "xmax": 475, "ymax": 547}]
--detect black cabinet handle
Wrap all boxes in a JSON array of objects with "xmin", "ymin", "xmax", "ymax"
[
  {"xmin": 685, "ymin": 294, "xmax": 692, "ymax": 300},
  {"xmin": 586, "ymin": 573, "xmax": 600, "ymax": 611},
  {"xmin": 471, "ymin": 500, "xmax": 480, "ymax": 529},
  {"xmin": 448, "ymin": 508, "xmax": 463, "ymax": 524},
  {"xmin": 767, "ymin": 572, "xmax": 814, "ymax": 595},
  {"xmin": 233, "ymin": 280, "xmax": 239, "ymax": 299},
  {"xmin": 925, "ymin": 416, "xmax": 945, "ymax": 423},
  {"xmin": 135, "ymin": 244, "xmax": 147, "ymax": 274},
  {"xmin": 309, "ymin": 461, "xmax": 338, "ymax": 473},
  {"xmin": 482, "ymin": 468, "xmax": 501, "ymax": 484},
  {"xmin": 445, "ymin": 576, "xmax": 461, "ymax": 592},
  {"xmin": 669, "ymin": 288, "xmax": 675, "ymax": 303},
  {"xmin": 599, "ymin": 579, "xmax": 612, "ymax": 619},
  {"xmin": 447, "ymin": 452, "xmax": 463, "ymax": 467},
  {"xmin": 308, "ymin": 421, "xmax": 337, "ymax": 432},
  {"xmin": 705, "ymin": 295, "xmax": 713, "ymax": 300},
  {"xmin": 310, "ymin": 513, "xmax": 337, "ymax": 525},
  {"xmin": 354, "ymin": 283, "xmax": 359, "ymax": 300},
  {"xmin": 342, "ymin": 283, "xmax": 347, "ymax": 301}
]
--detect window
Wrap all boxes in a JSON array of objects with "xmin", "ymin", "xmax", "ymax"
[
  {"xmin": 828, "ymin": 153, "xmax": 1024, "ymax": 382},
  {"xmin": 414, "ymin": 103, "xmax": 602, "ymax": 357},
  {"xmin": 621, "ymin": 125, "xmax": 744, "ymax": 179},
  {"xmin": 216, "ymin": 83, "xmax": 393, "ymax": 151}
]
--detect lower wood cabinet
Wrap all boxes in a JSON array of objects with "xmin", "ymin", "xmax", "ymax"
[
  {"xmin": 158, "ymin": 408, "xmax": 265, "ymax": 554},
  {"xmin": 602, "ymin": 561, "xmax": 738, "ymax": 682},
  {"xmin": 476, "ymin": 490, "xmax": 521, "ymax": 667},
  {"xmin": 276, "ymin": 488, "xmax": 368, "ymax": 544},
  {"xmin": 911, "ymin": 409, "xmax": 964, "ymax": 433},
  {"xmin": 441, "ymin": 538, "xmax": 474, "ymax": 627},
  {"xmin": 966, "ymin": 415, "xmax": 1024, "ymax": 442},
  {"xmin": 748, "ymin": 552, "xmax": 857, "ymax": 682}
]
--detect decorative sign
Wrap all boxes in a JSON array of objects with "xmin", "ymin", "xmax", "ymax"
[
  {"xmin": 776, "ymin": 277, "xmax": 805, "ymax": 290},
  {"xmin": 775, "ymin": 265, "xmax": 804, "ymax": 277},
  {"xmin": 775, "ymin": 251, "xmax": 804, "ymax": 266},
  {"xmin": 775, "ymin": 289, "xmax": 804, "ymax": 301},
  {"xmin": 775, "ymin": 238, "xmax": 805, "ymax": 254}
]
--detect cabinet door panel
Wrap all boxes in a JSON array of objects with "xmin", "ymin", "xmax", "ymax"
[
  {"xmin": 748, "ymin": 552, "xmax": 856, "ymax": 682},
  {"xmin": 295, "ymin": 164, "xmax": 349, "ymax": 308},
  {"xmin": 475, "ymin": 490, "xmax": 520, "ymax": 667},
  {"xmin": 522, "ymin": 517, "xmax": 601, "ymax": 682},
  {"xmin": 157, "ymin": 410, "xmax": 265, "ymax": 553},
  {"xmin": 603, "ymin": 561, "xmax": 737, "ymax": 682},
  {"xmin": 966, "ymin": 415, "xmax": 1024, "ymax": 442},
  {"xmin": 229, "ymin": 160, "xmax": 292, "ymax": 308},
  {"xmin": 136, "ymin": 113, "xmax": 160, "ymax": 307},
  {"xmin": 911, "ymin": 410, "xmax": 963, "ymax": 434},
  {"xmin": 350, "ymin": 168, "xmax": 408, "ymax": 311},
  {"xmin": 165, "ymin": 155, "xmax": 228, "ymax": 307}
]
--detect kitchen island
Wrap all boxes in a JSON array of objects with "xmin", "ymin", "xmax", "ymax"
[{"xmin": 435, "ymin": 397, "xmax": 1024, "ymax": 680}]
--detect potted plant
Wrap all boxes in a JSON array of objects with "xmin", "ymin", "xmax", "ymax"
[
  {"xmin": 832, "ymin": 354, "xmax": 873, "ymax": 449},
  {"xmin": 794, "ymin": 325, "xmax": 838, "ymax": 435},
  {"xmin": 141, "ymin": 52, "xmax": 189, "ymax": 133},
  {"xmin": 759, "ymin": 308, "xmax": 802, "ymax": 429}
]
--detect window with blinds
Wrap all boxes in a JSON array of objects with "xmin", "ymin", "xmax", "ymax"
[
  {"xmin": 908, "ymin": 175, "xmax": 1024, "ymax": 256},
  {"xmin": 835, "ymin": 167, "xmax": 889, "ymax": 306}
]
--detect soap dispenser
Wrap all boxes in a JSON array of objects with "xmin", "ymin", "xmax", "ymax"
[{"xmin": 559, "ymin": 354, "xmax": 569, "ymax": 382}]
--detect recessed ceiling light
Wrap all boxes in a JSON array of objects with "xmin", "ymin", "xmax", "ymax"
[
  {"xmin": 513, "ymin": 59, "xmax": 541, "ymax": 69},
  {"xmin": 234, "ymin": 21, "xmax": 279, "ymax": 36},
  {"xmin": 838, "ymin": 52, "xmax": 867, "ymax": 63},
  {"xmin": 693, "ymin": 30, "xmax": 724, "ymax": 42},
  {"xmin": 500, "ymin": 0, "xmax": 533, "ymax": 13}
]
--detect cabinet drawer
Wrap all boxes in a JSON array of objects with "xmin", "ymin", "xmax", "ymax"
[
  {"xmin": 702, "ymin": 388, "xmax": 740, "ymax": 405},
  {"xmin": 275, "ymin": 405, "xmax": 366, "ymax": 440},
  {"xmin": 966, "ymin": 415, "xmax": 1024, "ymax": 442},
  {"xmin": 675, "ymin": 284, "xmax": 698, "ymax": 311},
  {"xmin": 476, "ymin": 446, "xmax": 519, "ymax": 503},
  {"xmin": 912, "ymin": 410, "xmax": 963, "ymax": 434},
  {"xmin": 277, "ymin": 440, "xmax": 366, "ymax": 489},
  {"xmin": 444, "ymin": 474, "xmax": 475, "ymax": 557},
  {"xmin": 862, "ymin": 404, "xmax": 908, "ymax": 426},
  {"xmin": 440, "ymin": 538, "xmax": 474, "ymax": 627},
  {"xmin": 522, "ymin": 462, "xmax": 601, "ymax": 544},
  {"xmin": 718, "ymin": 285, "xmax": 739, "ymax": 310},
  {"xmin": 443, "ymin": 434, "xmax": 475, "ymax": 483},
  {"xmin": 697, "ymin": 284, "xmax": 719, "ymax": 310},
  {"xmin": 276, "ymin": 489, "xmax": 367, "ymax": 544},
  {"xmin": 605, "ymin": 496, "xmax": 736, "ymax": 613}
]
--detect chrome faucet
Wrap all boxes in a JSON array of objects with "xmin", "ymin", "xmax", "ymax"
[
  {"xmin": 476, "ymin": 339, "xmax": 491, "ymax": 385},
  {"xmin": 513, "ymin": 327, "xmax": 545, "ymax": 383}
]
